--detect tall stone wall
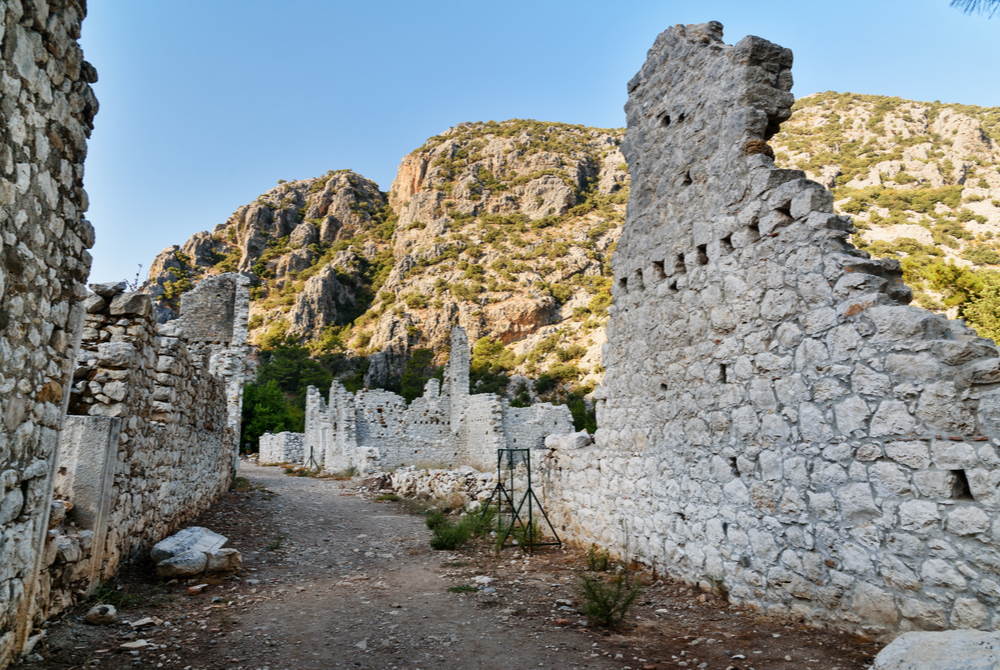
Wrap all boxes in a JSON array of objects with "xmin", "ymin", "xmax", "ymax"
[
  {"xmin": 540, "ymin": 21, "xmax": 1000, "ymax": 636},
  {"xmin": 0, "ymin": 1, "xmax": 97, "ymax": 664}
]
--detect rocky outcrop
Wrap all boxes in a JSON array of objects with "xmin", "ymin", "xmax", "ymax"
[
  {"xmin": 148, "ymin": 99, "xmax": 1000, "ymax": 392},
  {"xmin": 148, "ymin": 121, "xmax": 627, "ymax": 390}
]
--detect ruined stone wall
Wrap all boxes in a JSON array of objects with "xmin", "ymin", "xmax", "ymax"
[
  {"xmin": 0, "ymin": 1, "xmax": 97, "ymax": 664},
  {"xmin": 259, "ymin": 431, "xmax": 304, "ymax": 465},
  {"xmin": 539, "ymin": 22, "xmax": 1000, "ymax": 636},
  {"xmin": 30, "ymin": 276, "xmax": 248, "ymax": 629},
  {"xmin": 299, "ymin": 327, "xmax": 573, "ymax": 473}
]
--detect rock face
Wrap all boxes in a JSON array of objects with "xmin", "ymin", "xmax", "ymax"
[
  {"xmin": 872, "ymin": 630, "xmax": 1000, "ymax": 669},
  {"xmin": 147, "ymin": 122, "xmax": 627, "ymax": 390},
  {"xmin": 771, "ymin": 92, "xmax": 1000, "ymax": 318},
  {"xmin": 0, "ymin": 1, "xmax": 98, "ymax": 665},
  {"xmin": 538, "ymin": 21, "xmax": 1000, "ymax": 636}
]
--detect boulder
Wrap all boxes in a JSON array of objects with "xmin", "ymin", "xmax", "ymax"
[
  {"xmin": 84, "ymin": 604, "xmax": 117, "ymax": 625},
  {"xmin": 206, "ymin": 548, "xmax": 242, "ymax": 573},
  {"xmin": 873, "ymin": 630, "xmax": 1000, "ymax": 670}
]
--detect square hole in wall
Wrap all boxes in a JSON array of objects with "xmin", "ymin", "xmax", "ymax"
[
  {"xmin": 720, "ymin": 234, "xmax": 733, "ymax": 254},
  {"xmin": 952, "ymin": 469, "xmax": 975, "ymax": 500},
  {"xmin": 696, "ymin": 244, "xmax": 708, "ymax": 265},
  {"xmin": 747, "ymin": 219, "xmax": 760, "ymax": 242},
  {"xmin": 682, "ymin": 170, "xmax": 693, "ymax": 186},
  {"xmin": 633, "ymin": 268, "xmax": 645, "ymax": 290},
  {"xmin": 675, "ymin": 253, "xmax": 686, "ymax": 274},
  {"xmin": 618, "ymin": 276, "xmax": 628, "ymax": 292},
  {"xmin": 653, "ymin": 260, "xmax": 666, "ymax": 279}
]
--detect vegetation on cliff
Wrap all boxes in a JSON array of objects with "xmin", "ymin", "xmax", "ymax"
[{"xmin": 155, "ymin": 95, "xmax": 1000, "ymax": 442}]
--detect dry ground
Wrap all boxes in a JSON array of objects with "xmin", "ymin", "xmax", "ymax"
[{"xmin": 16, "ymin": 462, "xmax": 880, "ymax": 670}]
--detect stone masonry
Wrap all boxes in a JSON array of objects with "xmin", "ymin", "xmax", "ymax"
[
  {"xmin": 29, "ymin": 274, "xmax": 250, "ymax": 631},
  {"xmin": 536, "ymin": 22, "xmax": 1000, "ymax": 636},
  {"xmin": 0, "ymin": 1, "xmax": 97, "ymax": 664},
  {"xmin": 276, "ymin": 326, "xmax": 574, "ymax": 474}
]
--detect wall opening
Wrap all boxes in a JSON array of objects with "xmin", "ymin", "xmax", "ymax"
[
  {"xmin": 634, "ymin": 268, "xmax": 645, "ymax": 290},
  {"xmin": 696, "ymin": 244, "xmax": 708, "ymax": 265},
  {"xmin": 682, "ymin": 170, "xmax": 692, "ymax": 186},
  {"xmin": 652, "ymin": 260, "xmax": 666, "ymax": 280},
  {"xmin": 719, "ymin": 363, "xmax": 728, "ymax": 383},
  {"xmin": 720, "ymin": 234, "xmax": 733, "ymax": 254},
  {"xmin": 618, "ymin": 276, "xmax": 628, "ymax": 292},
  {"xmin": 674, "ymin": 253, "xmax": 686, "ymax": 274},
  {"xmin": 728, "ymin": 457, "xmax": 739, "ymax": 476},
  {"xmin": 659, "ymin": 112, "xmax": 671, "ymax": 127},
  {"xmin": 747, "ymin": 219, "xmax": 760, "ymax": 242},
  {"xmin": 952, "ymin": 469, "xmax": 975, "ymax": 500}
]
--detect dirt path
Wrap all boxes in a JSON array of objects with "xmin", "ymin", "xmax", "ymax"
[
  {"xmin": 21, "ymin": 463, "xmax": 879, "ymax": 670},
  {"xmin": 22, "ymin": 463, "xmax": 617, "ymax": 670}
]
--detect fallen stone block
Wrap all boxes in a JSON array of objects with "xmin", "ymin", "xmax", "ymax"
[
  {"xmin": 84, "ymin": 604, "xmax": 117, "ymax": 625},
  {"xmin": 206, "ymin": 548, "xmax": 242, "ymax": 573},
  {"xmin": 155, "ymin": 549, "xmax": 208, "ymax": 577},
  {"xmin": 873, "ymin": 630, "xmax": 1000, "ymax": 669},
  {"xmin": 150, "ymin": 526, "xmax": 226, "ymax": 563}
]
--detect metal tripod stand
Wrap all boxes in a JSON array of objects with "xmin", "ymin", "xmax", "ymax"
[{"xmin": 480, "ymin": 448, "xmax": 561, "ymax": 551}]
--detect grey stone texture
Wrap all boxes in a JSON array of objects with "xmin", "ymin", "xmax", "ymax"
[
  {"xmin": 0, "ymin": 0, "xmax": 97, "ymax": 664},
  {"xmin": 258, "ymin": 431, "xmax": 304, "ymax": 465},
  {"xmin": 535, "ymin": 22, "xmax": 1000, "ymax": 636},
  {"xmin": 301, "ymin": 326, "xmax": 573, "ymax": 474},
  {"xmin": 27, "ymin": 275, "xmax": 250, "ymax": 639},
  {"xmin": 872, "ymin": 630, "xmax": 1000, "ymax": 669}
]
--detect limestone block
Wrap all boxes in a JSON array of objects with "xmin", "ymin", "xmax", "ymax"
[
  {"xmin": 150, "ymin": 526, "xmax": 227, "ymax": 563},
  {"xmin": 947, "ymin": 507, "xmax": 990, "ymax": 536},
  {"xmin": 873, "ymin": 630, "xmax": 1000, "ymax": 670},
  {"xmin": 205, "ymin": 548, "xmax": 242, "ymax": 573},
  {"xmin": 155, "ymin": 550, "xmax": 208, "ymax": 577},
  {"xmin": 109, "ymin": 291, "xmax": 152, "ymax": 317}
]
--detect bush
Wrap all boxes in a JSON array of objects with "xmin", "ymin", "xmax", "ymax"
[
  {"xmin": 579, "ymin": 571, "xmax": 641, "ymax": 628},
  {"xmin": 587, "ymin": 544, "xmax": 611, "ymax": 572}
]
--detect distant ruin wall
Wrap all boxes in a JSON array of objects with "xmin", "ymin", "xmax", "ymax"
[
  {"xmin": 294, "ymin": 327, "xmax": 573, "ymax": 473},
  {"xmin": 32, "ymin": 276, "xmax": 248, "ymax": 629},
  {"xmin": 259, "ymin": 431, "xmax": 304, "ymax": 465},
  {"xmin": 0, "ymin": 1, "xmax": 97, "ymax": 664},
  {"xmin": 540, "ymin": 22, "xmax": 1000, "ymax": 636}
]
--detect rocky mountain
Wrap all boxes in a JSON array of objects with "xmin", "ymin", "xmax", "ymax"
[
  {"xmin": 148, "ymin": 120, "xmax": 627, "ymax": 393},
  {"xmin": 148, "ymin": 94, "xmax": 1000, "ymax": 395},
  {"xmin": 771, "ymin": 92, "xmax": 1000, "ymax": 320}
]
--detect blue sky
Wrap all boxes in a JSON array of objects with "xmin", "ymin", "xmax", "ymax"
[{"xmin": 81, "ymin": 0, "xmax": 1000, "ymax": 283}]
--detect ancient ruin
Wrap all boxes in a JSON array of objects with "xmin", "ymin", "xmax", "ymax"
[
  {"xmin": 263, "ymin": 327, "xmax": 574, "ymax": 473},
  {"xmin": 535, "ymin": 22, "xmax": 1000, "ymax": 635},
  {"xmin": 0, "ymin": 1, "xmax": 98, "ymax": 663}
]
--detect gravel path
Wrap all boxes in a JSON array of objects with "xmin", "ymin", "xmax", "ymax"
[{"xmin": 219, "ymin": 462, "xmax": 614, "ymax": 669}]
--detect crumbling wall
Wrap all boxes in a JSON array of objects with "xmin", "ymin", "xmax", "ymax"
[
  {"xmin": 299, "ymin": 327, "xmax": 573, "ymax": 473},
  {"xmin": 259, "ymin": 431, "xmax": 304, "ymax": 465},
  {"xmin": 0, "ymin": 1, "xmax": 97, "ymax": 664},
  {"xmin": 540, "ymin": 21, "xmax": 1000, "ymax": 636},
  {"xmin": 38, "ymin": 276, "xmax": 247, "ymax": 626}
]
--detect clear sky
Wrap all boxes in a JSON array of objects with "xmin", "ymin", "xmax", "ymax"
[{"xmin": 80, "ymin": 0, "xmax": 1000, "ymax": 283}]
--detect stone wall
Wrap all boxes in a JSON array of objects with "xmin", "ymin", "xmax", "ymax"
[
  {"xmin": 259, "ymin": 431, "xmax": 304, "ymax": 465},
  {"xmin": 31, "ymin": 275, "xmax": 248, "ymax": 631},
  {"xmin": 299, "ymin": 327, "xmax": 573, "ymax": 473},
  {"xmin": 0, "ymin": 1, "xmax": 97, "ymax": 664},
  {"xmin": 538, "ymin": 22, "xmax": 1000, "ymax": 636}
]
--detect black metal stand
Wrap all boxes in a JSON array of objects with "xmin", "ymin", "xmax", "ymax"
[{"xmin": 481, "ymin": 448, "xmax": 561, "ymax": 551}]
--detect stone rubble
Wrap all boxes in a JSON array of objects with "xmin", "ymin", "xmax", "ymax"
[{"xmin": 872, "ymin": 629, "xmax": 1000, "ymax": 669}]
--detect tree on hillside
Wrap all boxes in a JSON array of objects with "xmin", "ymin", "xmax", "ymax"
[{"xmin": 951, "ymin": 0, "xmax": 1000, "ymax": 16}]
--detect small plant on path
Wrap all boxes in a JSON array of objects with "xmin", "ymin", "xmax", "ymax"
[{"xmin": 578, "ymin": 568, "xmax": 641, "ymax": 628}]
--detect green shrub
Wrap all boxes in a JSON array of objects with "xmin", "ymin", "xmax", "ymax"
[
  {"xmin": 587, "ymin": 544, "xmax": 612, "ymax": 572},
  {"xmin": 578, "ymin": 571, "xmax": 641, "ymax": 628}
]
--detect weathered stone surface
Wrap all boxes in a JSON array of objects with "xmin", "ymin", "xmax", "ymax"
[
  {"xmin": 530, "ymin": 20, "xmax": 1000, "ymax": 637},
  {"xmin": 151, "ymin": 527, "xmax": 227, "ymax": 563},
  {"xmin": 84, "ymin": 604, "xmax": 117, "ymax": 625},
  {"xmin": 1, "ymin": 0, "xmax": 97, "ymax": 663},
  {"xmin": 872, "ymin": 630, "xmax": 1000, "ymax": 669},
  {"xmin": 155, "ymin": 550, "xmax": 209, "ymax": 578}
]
